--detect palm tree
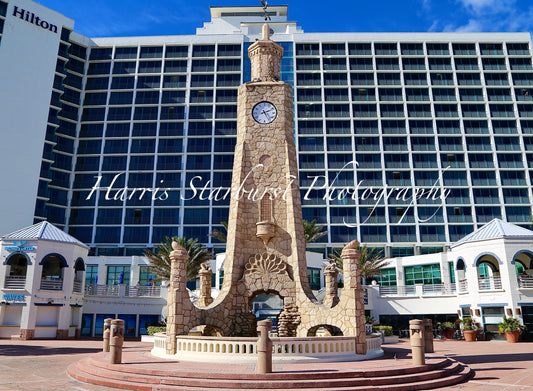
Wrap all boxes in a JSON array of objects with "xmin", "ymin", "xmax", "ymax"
[
  {"xmin": 328, "ymin": 244, "xmax": 388, "ymax": 280},
  {"xmin": 144, "ymin": 236, "xmax": 211, "ymax": 282},
  {"xmin": 209, "ymin": 221, "xmax": 228, "ymax": 243},
  {"xmin": 303, "ymin": 219, "xmax": 328, "ymax": 244}
]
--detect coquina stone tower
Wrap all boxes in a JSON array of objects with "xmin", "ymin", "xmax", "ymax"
[{"xmin": 166, "ymin": 23, "xmax": 366, "ymax": 354}]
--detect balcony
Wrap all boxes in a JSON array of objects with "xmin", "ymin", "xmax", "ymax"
[
  {"xmin": 84, "ymin": 284, "xmax": 120, "ymax": 296},
  {"xmin": 517, "ymin": 276, "xmax": 533, "ymax": 289},
  {"xmin": 379, "ymin": 285, "xmax": 416, "ymax": 296},
  {"xmin": 458, "ymin": 279, "xmax": 468, "ymax": 293},
  {"xmin": 126, "ymin": 286, "xmax": 161, "ymax": 297},
  {"xmin": 379, "ymin": 283, "xmax": 457, "ymax": 297},
  {"xmin": 73, "ymin": 280, "xmax": 83, "ymax": 293},
  {"xmin": 422, "ymin": 283, "xmax": 456, "ymax": 295},
  {"xmin": 478, "ymin": 276, "xmax": 503, "ymax": 291},
  {"xmin": 40, "ymin": 277, "xmax": 63, "ymax": 291},
  {"xmin": 4, "ymin": 276, "xmax": 26, "ymax": 289}
]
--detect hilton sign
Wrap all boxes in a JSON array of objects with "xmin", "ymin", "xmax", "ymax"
[{"xmin": 12, "ymin": 6, "xmax": 58, "ymax": 34}]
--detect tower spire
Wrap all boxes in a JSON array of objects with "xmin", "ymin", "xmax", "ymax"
[{"xmin": 248, "ymin": 23, "xmax": 283, "ymax": 82}]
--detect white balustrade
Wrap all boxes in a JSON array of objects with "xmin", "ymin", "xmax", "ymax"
[
  {"xmin": 4, "ymin": 276, "xmax": 26, "ymax": 289},
  {"xmin": 152, "ymin": 333, "xmax": 383, "ymax": 363}
]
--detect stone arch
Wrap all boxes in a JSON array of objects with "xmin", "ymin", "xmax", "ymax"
[
  {"xmin": 475, "ymin": 253, "xmax": 501, "ymax": 290},
  {"xmin": 4, "ymin": 252, "xmax": 30, "ymax": 277},
  {"xmin": 4, "ymin": 251, "xmax": 31, "ymax": 265},
  {"xmin": 456, "ymin": 257, "xmax": 466, "ymax": 281},
  {"xmin": 306, "ymin": 324, "xmax": 344, "ymax": 337},
  {"xmin": 39, "ymin": 253, "xmax": 68, "ymax": 290}
]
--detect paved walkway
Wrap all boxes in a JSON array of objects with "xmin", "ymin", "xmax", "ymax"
[{"xmin": 0, "ymin": 338, "xmax": 531, "ymax": 390}]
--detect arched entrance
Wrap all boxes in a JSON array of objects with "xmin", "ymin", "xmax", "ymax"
[
  {"xmin": 4, "ymin": 253, "xmax": 30, "ymax": 289},
  {"xmin": 475, "ymin": 254, "xmax": 501, "ymax": 290},
  {"xmin": 514, "ymin": 250, "xmax": 533, "ymax": 288},
  {"xmin": 40, "ymin": 254, "xmax": 68, "ymax": 291},
  {"xmin": 73, "ymin": 258, "xmax": 85, "ymax": 293},
  {"xmin": 307, "ymin": 324, "xmax": 344, "ymax": 337},
  {"xmin": 250, "ymin": 291, "xmax": 284, "ymax": 332}
]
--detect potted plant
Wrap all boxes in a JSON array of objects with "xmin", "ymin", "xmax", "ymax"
[
  {"xmin": 438, "ymin": 322, "xmax": 455, "ymax": 340},
  {"xmin": 498, "ymin": 317, "xmax": 525, "ymax": 343},
  {"xmin": 461, "ymin": 317, "xmax": 477, "ymax": 342}
]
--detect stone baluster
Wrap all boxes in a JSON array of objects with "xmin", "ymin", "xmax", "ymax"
[
  {"xmin": 198, "ymin": 263, "xmax": 214, "ymax": 307},
  {"xmin": 323, "ymin": 262, "xmax": 339, "ymax": 307},
  {"xmin": 166, "ymin": 241, "xmax": 189, "ymax": 355}
]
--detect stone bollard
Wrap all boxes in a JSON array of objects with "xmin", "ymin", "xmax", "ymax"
[
  {"xmin": 109, "ymin": 319, "xmax": 124, "ymax": 364},
  {"xmin": 409, "ymin": 319, "xmax": 425, "ymax": 366},
  {"xmin": 103, "ymin": 318, "xmax": 113, "ymax": 352},
  {"xmin": 256, "ymin": 319, "xmax": 273, "ymax": 374},
  {"xmin": 423, "ymin": 319, "xmax": 434, "ymax": 353}
]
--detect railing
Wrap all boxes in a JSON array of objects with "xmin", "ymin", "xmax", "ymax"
[
  {"xmin": 458, "ymin": 279, "xmax": 468, "ymax": 293},
  {"xmin": 40, "ymin": 278, "xmax": 63, "ymax": 291},
  {"xmin": 84, "ymin": 284, "xmax": 120, "ymax": 296},
  {"xmin": 126, "ymin": 286, "xmax": 161, "ymax": 297},
  {"xmin": 379, "ymin": 285, "xmax": 416, "ymax": 296},
  {"xmin": 73, "ymin": 280, "xmax": 83, "ymax": 293},
  {"xmin": 152, "ymin": 333, "xmax": 382, "ymax": 362},
  {"xmin": 518, "ymin": 277, "xmax": 533, "ymax": 289},
  {"xmin": 4, "ymin": 276, "xmax": 26, "ymax": 289},
  {"xmin": 478, "ymin": 276, "xmax": 503, "ymax": 291},
  {"xmin": 422, "ymin": 283, "xmax": 456, "ymax": 295}
]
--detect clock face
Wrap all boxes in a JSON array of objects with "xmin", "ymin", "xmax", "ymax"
[{"xmin": 252, "ymin": 101, "xmax": 277, "ymax": 124}]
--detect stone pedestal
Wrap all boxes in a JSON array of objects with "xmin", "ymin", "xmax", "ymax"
[
  {"xmin": 56, "ymin": 329, "xmax": 69, "ymax": 340},
  {"xmin": 323, "ymin": 263, "xmax": 339, "ymax": 308},
  {"xmin": 19, "ymin": 329, "xmax": 34, "ymax": 340},
  {"xmin": 109, "ymin": 319, "xmax": 124, "ymax": 364},
  {"xmin": 256, "ymin": 319, "xmax": 273, "ymax": 374},
  {"xmin": 103, "ymin": 318, "xmax": 113, "ymax": 352},
  {"xmin": 410, "ymin": 320, "xmax": 425, "ymax": 366},
  {"xmin": 198, "ymin": 263, "xmax": 213, "ymax": 307}
]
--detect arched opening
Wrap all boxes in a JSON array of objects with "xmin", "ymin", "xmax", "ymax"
[
  {"xmin": 250, "ymin": 291, "xmax": 283, "ymax": 333},
  {"xmin": 514, "ymin": 251, "xmax": 533, "ymax": 288},
  {"xmin": 189, "ymin": 324, "xmax": 224, "ymax": 337},
  {"xmin": 73, "ymin": 258, "xmax": 85, "ymax": 293},
  {"xmin": 456, "ymin": 258, "xmax": 467, "ymax": 292},
  {"xmin": 40, "ymin": 254, "xmax": 68, "ymax": 291},
  {"xmin": 476, "ymin": 254, "xmax": 501, "ymax": 290},
  {"xmin": 4, "ymin": 253, "xmax": 30, "ymax": 289},
  {"xmin": 307, "ymin": 324, "xmax": 344, "ymax": 337}
]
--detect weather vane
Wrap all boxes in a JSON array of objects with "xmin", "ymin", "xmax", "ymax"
[{"xmin": 260, "ymin": 0, "xmax": 271, "ymax": 21}]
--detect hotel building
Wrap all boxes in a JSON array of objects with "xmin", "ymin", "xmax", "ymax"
[{"xmin": 0, "ymin": 0, "xmax": 532, "ymax": 340}]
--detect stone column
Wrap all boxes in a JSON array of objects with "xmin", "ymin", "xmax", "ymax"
[
  {"xmin": 410, "ymin": 319, "xmax": 425, "ymax": 366},
  {"xmin": 109, "ymin": 319, "xmax": 124, "ymax": 364},
  {"xmin": 256, "ymin": 319, "xmax": 273, "ymax": 374},
  {"xmin": 197, "ymin": 263, "xmax": 213, "ymax": 307},
  {"xmin": 103, "ymin": 318, "xmax": 113, "ymax": 352},
  {"xmin": 341, "ymin": 240, "xmax": 367, "ymax": 354},
  {"xmin": 423, "ymin": 319, "xmax": 434, "ymax": 353},
  {"xmin": 323, "ymin": 263, "xmax": 339, "ymax": 308},
  {"xmin": 165, "ymin": 241, "xmax": 189, "ymax": 355}
]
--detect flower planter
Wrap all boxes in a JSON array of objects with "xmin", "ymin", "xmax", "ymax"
[
  {"xmin": 463, "ymin": 330, "xmax": 476, "ymax": 342},
  {"xmin": 504, "ymin": 331, "xmax": 520, "ymax": 343},
  {"xmin": 443, "ymin": 329, "xmax": 455, "ymax": 340}
]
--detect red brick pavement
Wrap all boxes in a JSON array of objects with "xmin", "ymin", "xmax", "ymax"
[{"xmin": 0, "ymin": 338, "xmax": 531, "ymax": 390}]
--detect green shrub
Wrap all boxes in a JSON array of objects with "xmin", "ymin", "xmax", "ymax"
[
  {"xmin": 147, "ymin": 326, "xmax": 166, "ymax": 335},
  {"xmin": 372, "ymin": 325, "xmax": 393, "ymax": 336}
]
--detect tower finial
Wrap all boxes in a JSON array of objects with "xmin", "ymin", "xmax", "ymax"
[
  {"xmin": 262, "ymin": 23, "xmax": 270, "ymax": 40},
  {"xmin": 260, "ymin": 0, "xmax": 271, "ymax": 22}
]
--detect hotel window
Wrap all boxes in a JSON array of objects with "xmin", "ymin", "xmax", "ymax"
[
  {"xmin": 404, "ymin": 73, "xmax": 428, "ymax": 86},
  {"xmin": 192, "ymin": 59, "xmax": 214, "ymax": 72},
  {"xmin": 506, "ymin": 206, "xmax": 531, "ymax": 222},
  {"xmin": 191, "ymin": 74, "xmax": 214, "ymax": 88},
  {"xmin": 374, "ymin": 43, "xmax": 397, "ymax": 55},
  {"xmin": 307, "ymin": 268, "xmax": 321, "ymax": 290},
  {"xmin": 507, "ymin": 42, "xmax": 530, "ymax": 55},
  {"xmin": 431, "ymin": 73, "xmax": 454, "ymax": 86},
  {"xmin": 509, "ymin": 58, "xmax": 533, "ymax": 71},
  {"xmin": 90, "ymin": 47, "xmax": 112, "ymax": 61},
  {"xmin": 140, "ymin": 46, "xmax": 163, "ymax": 59},
  {"xmin": 457, "ymin": 73, "xmax": 481, "ymax": 86},
  {"xmin": 503, "ymin": 188, "xmax": 529, "ymax": 204},
  {"xmin": 434, "ymin": 104, "xmax": 458, "ymax": 118},
  {"xmin": 165, "ymin": 45, "xmax": 188, "ymax": 58},
  {"xmin": 349, "ymin": 57, "xmax": 373, "ymax": 70},
  {"xmin": 403, "ymin": 58, "xmax": 426, "ymax": 71},
  {"xmin": 479, "ymin": 43, "xmax": 503, "ymax": 56},
  {"xmin": 443, "ymin": 171, "xmax": 468, "ymax": 186},
  {"xmin": 380, "ymin": 104, "xmax": 404, "ymax": 118},
  {"xmin": 469, "ymin": 153, "xmax": 494, "ymax": 168},
  {"xmin": 111, "ymin": 76, "xmax": 135, "ymax": 90},
  {"xmin": 379, "ymin": 88, "xmax": 403, "ymax": 101},
  {"xmin": 405, "ymin": 88, "xmax": 429, "ymax": 101},
  {"xmin": 407, "ymin": 104, "xmax": 431, "ymax": 117},
  {"xmin": 327, "ymin": 153, "xmax": 354, "ymax": 169},
  {"xmin": 459, "ymin": 88, "xmax": 483, "ymax": 102},
  {"xmin": 453, "ymin": 43, "xmax": 476, "ymax": 56},
  {"xmin": 296, "ymin": 73, "xmax": 321, "ymax": 86},
  {"xmin": 487, "ymin": 88, "xmax": 511, "ymax": 102},
  {"xmin": 485, "ymin": 73, "xmax": 509, "ymax": 86},
  {"xmin": 138, "ymin": 266, "xmax": 160, "ymax": 286},
  {"xmin": 325, "ymin": 88, "xmax": 349, "ymax": 102},
  {"xmin": 113, "ymin": 61, "xmax": 136, "ymax": 75},
  {"xmin": 470, "ymin": 171, "xmax": 497, "ymax": 186},
  {"xmin": 217, "ymin": 74, "xmax": 240, "ymax": 87},
  {"xmin": 192, "ymin": 45, "xmax": 215, "ymax": 57},
  {"xmin": 404, "ymin": 264, "xmax": 442, "ymax": 285},
  {"xmin": 428, "ymin": 57, "xmax": 451, "ymax": 70},
  {"xmin": 186, "ymin": 155, "xmax": 210, "ymax": 170},
  {"xmin": 518, "ymin": 104, "xmax": 533, "ymax": 117},
  {"xmin": 298, "ymin": 88, "xmax": 322, "ymax": 102},
  {"xmin": 412, "ymin": 154, "xmax": 437, "ymax": 170},
  {"xmin": 298, "ymin": 137, "xmax": 323, "ymax": 151},
  {"xmin": 369, "ymin": 267, "xmax": 396, "ymax": 286},
  {"xmin": 377, "ymin": 73, "xmax": 401, "ymax": 86},
  {"xmin": 411, "ymin": 136, "xmax": 436, "ymax": 151},
  {"xmin": 476, "ymin": 206, "xmax": 502, "ymax": 222},
  {"xmin": 107, "ymin": 266, "xmax": 131, "ymax": 285},
  {"xmin": 323, "ymin": 73, "xmax": 347, "ymax": 86},
  {"xmin": 376, "ymin": 57, "xmax": 399, "ymax": 70},
  {"xmin": 85, "ymin": 77, "xmax": 109, "ymax": 90},
  {"xmin": 454, "ymin": 57, "xmax": 478, "ymax": 70},
  {"xmin": 295, "ymin": 43, "xmax": 319, "ymax": 56},
  {"xmin": 353, "ymin": 120, "xmax": 378, "ymax": 133},
  {"xmin": 217, "ymin": 44, "xmax": 241, "ymax": 57},
  {"xmin": 115, "ymin": 47, "xmax": 137, "ymax": 59},
  {"xmin": 88, "ymin": 62, "xmax": 111, "ymax": 75},
  {"xmin": 348, "ymin": 43, "xmax": 371, "ymax": 55},
  {"xmin": 298, "ymin": 103, "xmax": 322, "ymax": 118},
  {"xmin": 296, "ymin": 58, "xmax": 320, "ymax": 71},
  {"xmin": 384, "ymin": 154, "xmax": 409, "ymax": 168},
  {"xmin": 162, "ymin": 75, "xmax": 186, "ymax": 88},
  {"xmin": 325, "ymin": 104, "xmax": 350, "ymax": 117},
  {"xmin": 495, "ymin": 136, "xmax": 520, "ymax": 151},
  {"xmin": 360, "ymin": 226, "xmax": 387, "ymax": 242},
  {"xmin": 323, "ymin": 58, "xmax": 347, "ymax": 71},
  {"xmin": 390, "ymin": 226, "xmax": 416, "ymax": 242},
  {"xmin": 322, "ymin": 43, "xmax": 345, "ymax": 56},
  {"xmin": 482, "ymin": 57, "xmax": 506, "ymax": 71},
  {"xmin": 410, "ymin": 120, "xmax": 434, "ymax": 134},
  {"xmin": 298, "ymin": 120, "xmax": 323, "ymax": 134},
  {"xmin": 138, "ymin": 61, "xmax": 162, "ymax": 74},
  {"xmin": 351, "ymin": 73, "xmax": 374, "ymax": 86},
  {"xmin": 382, "ymin": 119, "xmax": 406, "ymax": 134},
  {"xmin": 461, "ymin": 104, "xmax": 486, "ymax": 118}
]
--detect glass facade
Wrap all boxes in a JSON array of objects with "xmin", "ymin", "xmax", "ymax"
[
  {"xmin": 25, "ymin": 8, "xmax": 533, "ymax": 258},
  {"xmin": 404, "ymin": 264, "xmax": 442, "ymax": 285}
]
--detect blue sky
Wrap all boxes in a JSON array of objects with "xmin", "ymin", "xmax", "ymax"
[{"xmin": 35, "ymin": 0, "xmax": 533, "ymax": 38}]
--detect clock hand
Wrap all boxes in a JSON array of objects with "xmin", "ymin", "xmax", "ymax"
[{"xmin": 261, "ymin": 110, "xmax": 271, "ymax": 121}]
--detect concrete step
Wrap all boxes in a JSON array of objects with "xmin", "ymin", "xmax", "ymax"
[{"xmin": 68, "ymin": 354, "xmax": 471, "ymax": 391}]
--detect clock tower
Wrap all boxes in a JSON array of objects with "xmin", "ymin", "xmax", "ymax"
[{"xmin": 166, "ymin": 22, "xmax": 366, "ymax": 352}]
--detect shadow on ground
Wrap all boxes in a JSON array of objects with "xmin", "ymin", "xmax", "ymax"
[{"xmin": 0, "ymin": 344, "xmax": 100, "ymax": 356}]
